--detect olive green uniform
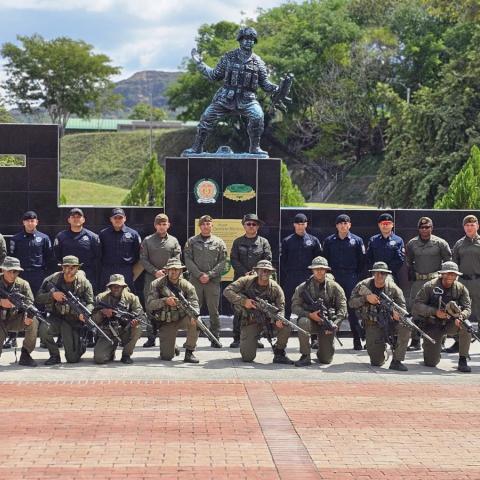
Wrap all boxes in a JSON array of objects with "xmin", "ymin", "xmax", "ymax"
[
  {"xmin": 223, "ymin": 275, "xmax": 291, "ymax": 362},
  {"xmin": 0, "ymin": 234, "xmax": 6, "ymax": 265},
  {"xmin": 0, "ymin": 275, "xmax": 38, "ymax": 355},
  {"xmin": 412, "ymin": 278, "xmax": 471, "ymax": 366},
  {"xmin": 292, "ymin": 276, "xmax": 347, "ymax": 364},
  {"xmin": 93, "ymin": 289, "xmax": 144, "ymax": 364},
  {"xmin": 453, "ymin": 235, "xmax": 480, "ymax": 321},
  {"xmin": 37, "ymin": 271, "xmax": 94, "ymax": 363},
  {"xmin": 184, "ymin": 234, "xmax": 227, "ymax": 337},
  {"xmin": 349, "ymin": 278, "xmax": 410, "ymax": 366},
  {"xmin": 146, "ymin": 276, "xmax": 199, "ymax": 360}
]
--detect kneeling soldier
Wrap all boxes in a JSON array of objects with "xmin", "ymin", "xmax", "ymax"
[
  {"xmin": 412, "ymin": 261, "xmax": 472, "ymax": 372},
  {"xmin": 292, "ymin": 256, "xmax": 347, "ymax": 367},
  {"xmin": 147, "ymin": 258, "xmax": 200, "ymax": 363},
  {"xmin": 37, "ymin": 255, "xmax": 94, "ymax": 365},
  {"xmin": 349, "ymin": 262, "xmax": 410, "ymax": 371},
  {"xmin": 0, "ymin": 257, "xmax": 38, "ymax": 366},
  {"xmin": 93, "ymin": 274, "xmax": 144, "ymax": 365},
  {"xmin": 223, "ymin": 260, "xmax": 293, "ymax": 364}
]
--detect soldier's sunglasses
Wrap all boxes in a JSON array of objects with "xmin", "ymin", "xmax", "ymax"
[
  {"xmin": 245, "ymin": 222, "xmax": 259, "ymax": 226},
  {"xmin": 419, "ymin": 225, "xmax": 432, "ymax": 229}
]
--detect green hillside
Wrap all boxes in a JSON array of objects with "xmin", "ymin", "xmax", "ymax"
[{"xmin": 60, "ymin": 178, "xmax": 129, "ymax": 205}]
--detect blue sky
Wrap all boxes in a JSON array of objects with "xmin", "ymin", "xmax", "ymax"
[{"xmin": 0, "ymin": 0, "xmax": 290, "ymax": 81}]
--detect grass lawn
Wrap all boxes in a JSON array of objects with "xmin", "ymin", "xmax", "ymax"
[
  {"xmin": 305, "ymin": 202, "xmax": 376, "ymax": 209},
  {"xmin": 60, "ymin": 178, "xmax": 129, "ymax": 206}
]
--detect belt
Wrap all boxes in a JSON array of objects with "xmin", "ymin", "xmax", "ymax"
[
  {"xmin": 415, "ymin": 272, "xmax": 437, "ymax": 281},
  {"xmin": 462, "ymin": 274, "xmax": 480, "ymax": 280}
]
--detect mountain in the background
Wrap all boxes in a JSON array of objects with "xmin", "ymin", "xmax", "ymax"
[{"xmin": 114, "ymin": 70, "xmax": 182, "ymax": 109}]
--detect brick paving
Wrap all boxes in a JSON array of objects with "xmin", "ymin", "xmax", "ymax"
[{"xmin": 1, "ymin": 380, "xmax": 480, "ymax": 479}]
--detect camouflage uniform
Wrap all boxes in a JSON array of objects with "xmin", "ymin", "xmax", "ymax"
[
  {"xmin": 292, "ymin": 275, "xmax": 347, "ymax": 364},
  {"xmin": 223, "ymin": 274, "xmax": 291, "ymax": 362},
  {"xmin": 37, "ymin": 270, "xmax": 94, "ymax": 363},
  {"xmin": 93, "ymin": 287, "xmax": 144, "ymax": 364},
  {"xmin": 184, "ymin": 234, "xmax": 227, "ymax": 338},
  {"xmin": 147, "ymin": 275, "xmax": 199, "ymax": 361}
]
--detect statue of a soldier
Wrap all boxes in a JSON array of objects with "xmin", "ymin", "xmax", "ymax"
[{"xmin": 183, "ymin": 26, "xmax": 290, "ymax": 157}]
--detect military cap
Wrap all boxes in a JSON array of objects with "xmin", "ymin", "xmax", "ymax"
[
  {"xmin": 377, "ymin": 213, "xmax": 393, "ymax": 223},
  {"xmin": 1, "ymin": 256, "xmax": 24, "ymax": 271},
  {"xmin": 154, "ymin": 213, "xmax": 169, "ymax": 224},
  {"xmin": 418, "ymin": 216, "xmax": 433, "ymax": 228},
  {"xmin": 253, "ymin": 260, "xmax": 276, "ymax": 271},
  {"xmin": 308, "ymin": 256, "xmax": 331, "ymax": 270},
  {"xmin": 463, "ymin": 214, "xmax": 478, "ymax": 225},
  {"xmin": 164, "ymin": 258, "xmax": 186, "ymax": 270},
  {"xmin": 110, "ymin": 208, "xmax": 126, "ymax": 217},
  {"xmin": 438, "ymin": 261, "xmax": 462, "ymax": 276},
  {"xmin": 369, "ymin": 262, "xmax": 392, "ymax": 273},
  {"xmin": 107, "ymin": 274, "xmax": 128, "ymax": 287},
  {"xmin": 294, "ymin": 213, "xmax": 308, "ymax": 223},
  {"xmin": 68, "ymin": 207, "xmax": 84, "ymax": 217},
  {"xmin": 198, "ymin": 215, "xmax": 213, "ymax": 225},
  {"xmin": 335, "ymin": 214, "xmax": 351, "ymax": 224},
  {"xmin": 60, "ymin": 255, "xmax": 82, "ymax": 266},
  {"xmin": 236, "ymin": 26, "xmax": 258, "ymax": 43},
  {"xmin": 242, "ymin": 213, "xmax": 263, "ymax": 225},
  {"xmin": 22, "ymin": 210, "xmax": 38, "ymax": 220}
]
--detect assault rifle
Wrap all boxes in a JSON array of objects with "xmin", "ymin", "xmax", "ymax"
[
  {"xmin": 0, "ymin": 285, "xmax": 50, "ymax": 327},
  {"xmin": 269, "ymin": 73, "xmax": 294, "ymax": 115},
  {"xmin": 47, "ymin": 281, "xmax": 113, "ymax": 345},
  {"xmin": 96, "ymin": 301, "xmax": 149, "ymax": 330},
  {"xmin": 300, "ymin": 288, "xmax": 343, "ymax": 346},
  {"xmin": 379, "ymin": 292, "xmax": 436, "ymax": 345},
  {"xmin": 163, "ymin": 282, "xmax": 222, "ymax": 348}
]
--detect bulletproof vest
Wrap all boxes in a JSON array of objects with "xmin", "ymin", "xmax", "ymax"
[{"xmin": 224, "ymin": 58, "xmax": 259, "ymax": 91}]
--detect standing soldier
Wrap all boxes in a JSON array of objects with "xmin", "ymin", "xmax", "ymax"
[
  {"xmin": 366, "ymin": 213, "xmax": 405, "ymax": 284},
  {"xmin": 146, "ymin": 258, "xmax": 200, "ymax": 363},
  {"xmin": 323, "ymin": 214, "xmax": 365, "ymax": 350},
  {"xmin": 140, "ymin": 213, "xmax": 181, "ymax": 348},
  {"xmin": 280, "ymin": 213, "xmax": 322, "ymax": 319},
  {"xmin": 349, "ymin": 262, "xmax": 411, "ymax": 371},
  {"xmin": 229, "ymin": 213, "xmax": 272, "ymax": 348},
  {"xmin": 93, "ymin": 274, "xmax": 144, "ymax": 365},
  {"xmin": 292, "ymin": 256, "xmax": 347, "ymax": 367},
  {"xmin": 413, "ymin": 261, "xmax": 472, "ymax": 373},
  {"xmin": 405, "ymin": 216, "xmax": 451, "ymax": 351},
  {"xmin": 37, "ymin": 256, "xmax": 94, "ymax": 365},
  {"xmin": 224, "ymin": 260, "xmax": 293, "ymax": 364},
  {"xmin": 4, "ymin": 211, "xmax": 52, "ymax": 349},
  {"xmin": 0, "ymin": 257, "xmax": 38, "ymax": 367},
  {"xmin": 184, "ymin": 215, "xmax": 227, "ymax": 346},
  {"xmin": 99, "ymin": 208, "xmax": 141, "ymax": 292}
]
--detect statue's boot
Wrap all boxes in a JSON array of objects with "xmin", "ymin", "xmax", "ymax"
[
  {"xmin": 183, "ymin": 129, "xmax": 208, "ymax": 155},
  {"xmin": 249, "ymin": 135, "xmax": 268, "ymax": 155}
]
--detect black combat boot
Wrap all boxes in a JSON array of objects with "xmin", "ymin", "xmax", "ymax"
[
  {"xmin": 230, "ymin": 338, "xmax": 240, "ymax": 348},
  {"xmin": 353, "ymin": 336, "xmax": 362, "ymax": 351},
  {"xmin": 294, "ymin": 354, "xmax": 312, "ymax": 367},
  {"xmin": 44, "ymin": 354, "xmax": 61, "ymax": 365},
  {"xmin": 18, "ymin": 348, "xmax": 37, "ymax": 367},
  {"xmin": 183, "ymin": 129, "xmax": 208, "ymax": 155},
  {"xmin": 121, "ymin": 355, "xmax": 133, "ymax": 364},
  {"xmin": 3, "ymin": 333, "xmax": 17, "ymax": 349},
  {"xmin": 143, "ymin": 336, "xmax": 156, "ymax": 348},
  {"xmin": 458, "ymin": 356, "xmax": 471, "ymax": 373},
  {"xmin": 56, "ymin": 335, "xmax": 63, "ymax": 348},
  {"xmin": 248, "ymin": 135, "xmax": 268, "ymax": 155},
  {"xmin": 184, "ymin": 349, "xmax": 199, "ymax": 364},
  {"xmin": 389, "ymin": 359, "xmax": 408, "ymax": 371},
  {"xmin": 407, "ymin": 339, "xmax": 421, "ymax": 351},
  {"xmin": 273, "ymin": 348, "xmax": 294, "ymax": 365},
  {"xmin": 444, "ymin": 339, "xmax": 459, "ymax": 353},
  {"xmin": 174, "ymin": 345, "xmax": 180, "ymax": 356}
]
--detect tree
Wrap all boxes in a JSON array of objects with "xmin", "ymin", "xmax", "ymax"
[
  {"xmin": 435, "ymin": 146, "xmax": 480, "ymax": 209},
  {"xmin": 122, "ymin": 154, "xmax": 165, "ymax": 206},
  {"xmin": 1, "ymin": 35, "xmax": 120, "ymax": 134},
  {"xmin": 0, "ymin": 103, "xmax": 15, "ymax": 123},
  {"xmin": 129, "ymin": 102, "xmax": 167, "ymax": 121},
  {"xmin": 281, "ymin": 161, "xmax": 305, "ymax": 206}
]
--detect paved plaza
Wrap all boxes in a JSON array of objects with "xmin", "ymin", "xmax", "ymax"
[{"xmin": 1, "ymin": 337, "xmax": 480, "ymax": 479}]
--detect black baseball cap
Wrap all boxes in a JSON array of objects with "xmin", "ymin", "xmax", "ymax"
[
  {"xmin": 22, "ymin": 210, "xmax": 38, "ymax": 220},
  {"xmin": 377, "ymin": 213, "xmax": 393, "ymax": 223},
  {"xmin": 69, "ymin": 207, "xmax": 84, "ymax": 217},
  {"xmin": 242, "ymin": 213, "xmax": 263, "ymax": 225},
  {"xmin": 335, "ymin": 214, "xmax": 351, "ymax": 224},
  {"xmin": 110, "ymin": 208, "xmax": 126, "ymax": 217},
  {"xmin": 294, "ymin": 213, "xmax": 308, "ymax": 223}
]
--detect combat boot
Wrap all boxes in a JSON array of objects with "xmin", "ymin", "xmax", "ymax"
[
  {"xmin": 389, "ymin": 359, "xmax": 408, "ymax": 371},
  {"xmin": 458, "ymin": 356, "xmax": 471, "ymax": 373},
  {"xmin": 45, "ymin": 354, "xmax": 61, "ymax": 365},
  {"xmin": 273, "ymin": 348, "xmax": 294, "ymax": 365},
  {"xmin": 143, "ymin": 336, "xmax": 156, "ymax": 348},
  {"xmin": 183, "ymin": 129, "xmax": 208, "ymax": 155},
  {"xmin": 3, "ymin": 335, "xmax": 17, "ymax": 349},
  {"xmin": 248, "ymin": 136, "xmax": 268, "ymax": 155},
  {"xmin": 18, "ymin": 348, "xmax": 37, "ymax": 367},
  {"xmin": 174, "ymin": 345, "xmax": 180, "ymax": 356},
  {"xmin": 444, "ymin": 339, "xmax": 459, "ymax": 353},
  {"xmin": 407, "ymin": 339, "xmax": 421, "ymax": 351},
  {"xmin": 184, "ymin": 349, "xmax": 199, "ymax": 364},
  {"xmin": 294, "ymin": 354, "xmax": 312, "ymax": 367},
  {"xmin": 121, "ymin": 355, "xmax": 133, "ymax": 364},
  {"xmin": 353, "ymin": 337, "xmax": 362, "ymax": 351},
  {"xmin": 229, "ymin": 338, "xmax": 240, "ymax": 348}
]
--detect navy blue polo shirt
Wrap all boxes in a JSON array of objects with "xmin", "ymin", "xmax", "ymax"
[
  {"xmin": 99, "ymin": 224, "xmax": 141, "ymax": 266},
  {"xmin": 9, "ymin": 229, "xmax": 52, "ymax": 271},
  {"xmin": 323, "ymin": 232, "xmax": 365, "ymax": 275}
]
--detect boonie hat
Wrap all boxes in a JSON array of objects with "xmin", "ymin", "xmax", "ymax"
[
  {"xmin": 369, "ymin": 262, "xmax": 392, "ymax": 274},
  {"xmin": 1, "ymin": 256, "xmax": 24, "ymax": 271},
  {"xmin": 438, "ymin": 261, "xmax": 462, "ymax": 276},
  {"xmin": 60, "ymin": 255, "xmax": 82, "ymax": 266},
  {"xmin": 164, "ymin": 258, "xmax": 186, "ymax": 270},
  {"xmin": 308, "ymin": 256, "xmax": 331, "ymax": 270},
  {"xmin": 253, "ymin": 260, "xmax": 276, "ymax": 271},
  {"xmin": 107, "ymin": 274, "xmax": 128, "ymax": 287}
]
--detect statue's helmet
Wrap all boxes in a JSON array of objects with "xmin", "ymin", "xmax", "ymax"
[{"xmin": 236, "ymin": 26, "xmax": 258, "ymax": 43}]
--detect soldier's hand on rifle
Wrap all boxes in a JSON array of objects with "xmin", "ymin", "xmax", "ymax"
[
  {"xmin": 101, "ymin": 308, "xmax": 114, "ymax": 318},
  {"xmin": 366, "ymin": 294, "xmax": 380, "ymax": 305},
  {"xmin": 0, "ymin": 298, "xmax": 14, "ymax": 309},
  {"xmin": 131, "ymin": 319, "xmax": 139, "ymax": 327},
  {"xmin": 52, "ymin": 291, "xmax": 66, "ymax": 303},
  {"xmin": 191, "ymin": 48, "xmax": 203, "ymax": 64},
  {"xmin": 308, "ymin": 310, "xmax": 323, "ymax": 323},
  {"xmin": 24, "ymin": 316, "xmax": 34, "ymax": 326},
  {"xmin": 78, "ymin": 314, "xmax": 86, "ymax": 323},
  {"xmin": 435, "ymin": 309, "xmax": 449, "ymax": 320},
  {"xmin": 243, "ymin": 298, "xmax": 256, "ymax": 309},
  {"xmin": 392, "ymin": 310, "xmax": 400, "ymax": 322},
  {"xmin": 154, "ymin": 269, "xmax": 165, "ymax": 279},
  {"xmin": 165, "ymin": 296, "xmax": 177, "ymax": 307},
  {"xmin": 325, "ymin": 325, "xmax": 337, "ymax": 335},
  {"xmin": 275, "ymin": 320, "xmax": 284, "ymax": 329},
  {"xmin": 455, "ymin": 318, "xmax": 462, "ymax": 329},
  {"xmin": 190, "ymin": 317, "xmax": 197, "ymax": 326}
]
